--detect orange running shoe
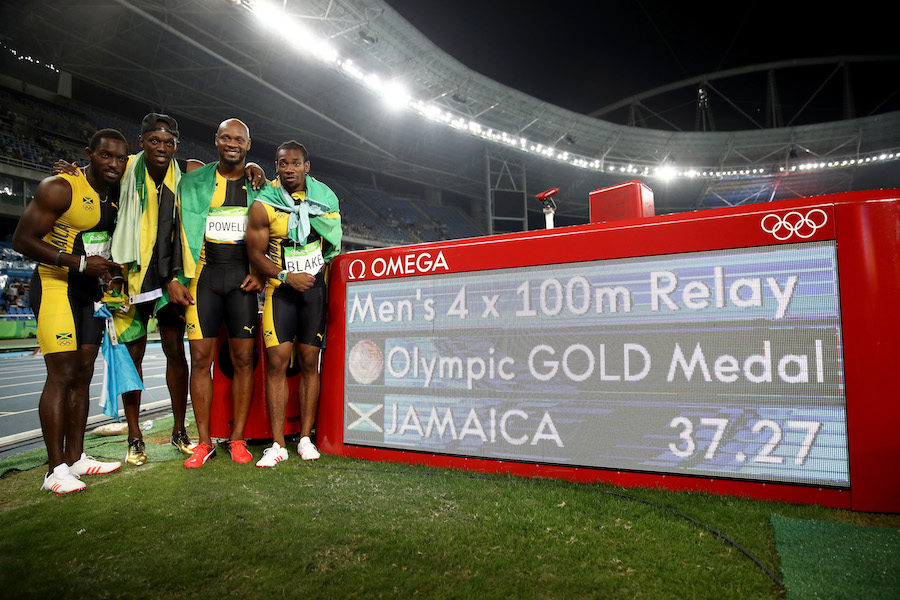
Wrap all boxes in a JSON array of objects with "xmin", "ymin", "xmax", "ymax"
[
  {"xmin": 184, "ymin": 442, "xmax": 216, "ymax": 469},
  {"xmin": 227, "ymin": 439, "xmax": 252, "ymax": 464}
]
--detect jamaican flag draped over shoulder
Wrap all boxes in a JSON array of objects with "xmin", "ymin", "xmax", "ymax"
[
  {"xmin": 175, "ymin": 162, "xmax": 273, "ymax": 280},
  {"xmin": 253, "ymin": 175, "xmax": 342, "ymax": 262},
  {"xmin": 110, "ymin": 151, "xmax": 181, "ymax": 300}
]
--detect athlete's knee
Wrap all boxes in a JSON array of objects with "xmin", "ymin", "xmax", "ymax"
[
  {"xmin": 46, "ymin": 351, "xmax": 92, "ymax": 388},
  {"xmin": 266, "ymin": 350, "xmax": 290, "ymax": 375},
  {"xmin": 297, "ymin": 347, "xmax": 321, "ymax": 376},
  {"xmin": 189, "ymin": 341, "xmax": 215, "ymax": 371},
  {"xmin": 160, "ymin": 329, "xmax": 186, "ymax": 361},
  {"xmin": 126, "ymin": 338, "xmax": 147, "ymax": 370},
  {"xmin": 229, "ymin": 341, "xmax": 255, "ymax": 372}
]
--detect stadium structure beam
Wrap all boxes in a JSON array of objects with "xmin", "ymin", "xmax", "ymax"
[{"xmin": 110, "ymin": 0, "xmax": 400, "ymax": 161}]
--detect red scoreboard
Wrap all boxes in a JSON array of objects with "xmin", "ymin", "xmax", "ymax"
[{"xmin": 318, "ymin": 189, "xmax": 900, "ymax": 513}]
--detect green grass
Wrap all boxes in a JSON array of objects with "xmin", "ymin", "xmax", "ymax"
[{"xmin": 2, "ymin": 423, "xmax": 898, "ymax": 599}]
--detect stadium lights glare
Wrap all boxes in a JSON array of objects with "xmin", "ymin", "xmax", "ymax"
[
  {"xmin": 656, "ymin": 164, "xmax": 677, "ymax": 181},
  {"xmin": 234, "ymin": 2, "xmax": 899, "ymax": 183}
]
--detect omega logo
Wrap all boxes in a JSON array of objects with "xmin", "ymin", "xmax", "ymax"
[
  {"xmin": 347, "ymin": 250, "xmax": 449, "ymax": 280},
  {"xmin": 760, "ymin": 209, "xmax": 828, "ymax": 241}
]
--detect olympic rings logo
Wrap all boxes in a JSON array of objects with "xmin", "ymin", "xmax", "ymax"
[{"xmin": 760, "ymin": 209, "xmax": 828, "ymax": 241}]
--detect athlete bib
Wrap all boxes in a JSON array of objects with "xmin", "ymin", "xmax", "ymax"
[
  {"xmin": 82, "ymin": 231, "xmax": 112, "ymax": 259},
  {"xmin": 205, "ymin": 206, "xmax": 248, "ymax": 243},
  {"xmin": 284, "ymin": 240, "xmax": 324, "ymax": 276}
]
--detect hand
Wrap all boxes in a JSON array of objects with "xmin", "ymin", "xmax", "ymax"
[
  {"xmin": 245, "ymin": 163, "xmax": 266, "ymax": 191},
  {"xmin": 51, "ymin": 160, "xmax": 80, "ymax": 176},
  {"xmin": 104, "ymin": 277, "xmax": 125, "ymax": 294},
  {"xmin": 286, "ymin": 271, "xmax": 315, "ymax": 293},
  {"xmin": 240, "ymin": 273, "xmax": 265, "ymax": 294},
  {"xmin": 167, "ymin": 279, "xmax": 194, "ymax": 306},
  {"xmin": 83, "ymin": 256, "xmax": 118, "ymax": 278}
]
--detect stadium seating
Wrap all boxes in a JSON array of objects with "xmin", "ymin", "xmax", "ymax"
[{"xmin": 1, "ymin": 84, "xmax": 486, "ymax": 248}]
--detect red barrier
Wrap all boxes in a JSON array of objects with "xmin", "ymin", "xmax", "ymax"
[{"xmin": 209, "ymin": 317, "xmax": 303, "ymax": 439}]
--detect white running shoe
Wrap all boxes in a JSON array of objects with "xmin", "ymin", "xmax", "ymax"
[
  {"xmin": 71, "ymin": 453, "xmax": 122, "ymax": 476},
  {"xmin": 40, "ymin": 463, "xmax": 86, "ymax": 495},
  {"xmin": 297, "ymin": 436, "xmax": 320, "ymax": 461},
  {"xmin": 255, "ymin": 442, "xmax": 289, "ymax": 467}
]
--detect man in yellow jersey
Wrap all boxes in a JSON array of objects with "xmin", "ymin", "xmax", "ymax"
[
  {"xmin": 168, "ymin": 118, "xmax": 269, "ymax": 468},
  {"xmin": 54, "ymin": 113, "xmax": 266, "ymax": 467},
  {"xmin": 13, "ymin": 129, "xmax": 127, "ymax": 495},
  {"xmin": 246, "ymin": 141, "xmax": 341, "ymax": 466}
]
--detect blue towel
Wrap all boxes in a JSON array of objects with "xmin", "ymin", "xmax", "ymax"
[{"xmin": 94, "ymin": 305, "xmax": 144, "ymax": 420}]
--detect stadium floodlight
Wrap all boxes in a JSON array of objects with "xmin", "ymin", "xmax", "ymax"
[
  {"xmin": 247, "ymin": 0, "xmax": 281, "ymax": 29},
  {"xmin": 381, "ymin": 81, "xmax": 411, "ymax": 110},
  {"xmin": 232, "ymin": 3, "xmax": 900, "ymax": 185},
  {"xmin": 656, "ymin": 164, "xmax": 677, "ymax": 181}
]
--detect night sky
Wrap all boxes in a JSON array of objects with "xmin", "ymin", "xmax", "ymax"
[{"xmin": 383, "ymin": 1, "xmax": 898, "ymax": 124}]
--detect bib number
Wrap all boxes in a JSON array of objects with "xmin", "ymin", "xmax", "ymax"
[
  {"xmin": 82, "ymin": 231, "xmax": 111, "ymax": 259},
  {"xmin": 284, "ymin": 240, "xmax": 324, "ymax": 276},
  {"xmin": 205, "ymin": 206, "xmax": 248, "ymax": 243}
]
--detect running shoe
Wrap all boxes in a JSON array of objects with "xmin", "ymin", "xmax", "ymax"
[
  {"xmin": 255, "ymin": 442, "xmax": 288, "ymax": 467},
  {"xmin": 125, "ymin": 438, "xmax": 147, "ymax": 466},
  {"xmin": 184, "ymin": 442, "xmax": 216, "ymax": 469},
  {"xmin": 227, "ymin": 439, "xmax": 252, "ymax": 464},
  {"xmin": 40, "ymin": 463, "xmax": 86, "ymax": 495},
  {"xmin": 70, "ymin": 453, "xmax": 121, "ymax": 476},
  {"xmin": 297, "ymin": 436, "xmax": 320, "ymax": 461},
  {"xmin": 171, "ymin": 431, "xmax": 196, "ymax": 455}
]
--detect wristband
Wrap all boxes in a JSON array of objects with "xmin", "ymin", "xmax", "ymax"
[
  {"xmin": 78, "ymin": 255, "xmax": 87, "ymax": 273},
  {"xmin": 277, "ymin": 270, "xmax": 288, "ymax": 283},
  {"xmin": 109, "ymin": 275, "xmax": 125, "ymax": 283},
  {"xmin": 53, "ymin": 249, "xmax": 63, "ymax": 266}
]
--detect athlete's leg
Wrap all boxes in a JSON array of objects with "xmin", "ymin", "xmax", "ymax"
[
  {"xmin": 290, "ymin": 283, "xmax": 326, "ymax": 440},
  {"xmin": 265, "ymin": 342, "xmax": 292, "ymax": 448},
  {"xmin": 34, "ymin": 271, "xmax": 104, "ymax": 469},
  {"xmin": 222, "ymin": 279, "xmax": 259, "ymax": 442},
  {"xmin": 188, "ymin": 336, "xmax": 217, "ymax": 447},
  {"xmin": 122, "ymin": 335, "xmax": 148, "ymax": 443},
  {"xmin": 296, "ymin": 343, "xmax": 322, "ymax": 439},
  {"xmin": 40, "ymin": 350, "xmax": 84, "ymax": 471},
  {"xmin": 227, "ymin": 337, "xmax": 255, "ymax": 441},
  {"xmin": 159, "ymin": 318, "xmax": 188, "ymax": 436},
  {"xmin": 62, "ymin": 343, "xmax": 101, "ymax": 464},
  {"xmin": 186, "ymin": 266, "xmax": 226, "ymax": 448}
]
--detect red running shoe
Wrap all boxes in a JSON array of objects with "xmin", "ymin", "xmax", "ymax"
[
  {"xmin": 184, "ymin": 442, "xmax": 216, "ymax": 469},
  {"xmin": 227, "ymin": 439, "xmax": 252, "ymax": 464}
]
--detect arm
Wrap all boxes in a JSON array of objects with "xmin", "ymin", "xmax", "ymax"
[
  {"xmin": 182, "ymin": 158, "xmax": 264, "ymax": 190},
  {"xmin": 165, "ymin": 189, "xmax": 194, "ymax": 305},
  {"xmin": 246, "ymin": 202, "xmax": 275, "ymax": 278},
  {"xmin": 245, "ymin": 162, "xmax": 266, "ymax": 191},
  {"xmin": 239, "ymin": 202, "xmax": 269, "ymax": 294},
  {"xmin": 50, "ymin": 160, "xmax": 80, "ymax": 177},
  {"xmin": 184, "ymin": 159, "xmax": 205, "ymax": 173},
  {"xmin": 12, "ymin": 177, "xmax": 117, "ymax": 277}
]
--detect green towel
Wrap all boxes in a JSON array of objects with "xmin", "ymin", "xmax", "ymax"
[{"xmin": 254, "ymin": 175, "xmax": 342, "ymax": 262}]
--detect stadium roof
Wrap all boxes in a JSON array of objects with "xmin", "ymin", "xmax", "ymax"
[{"xmin": 2, "ymin": 0, "xmax": 899, "ymax": 227}]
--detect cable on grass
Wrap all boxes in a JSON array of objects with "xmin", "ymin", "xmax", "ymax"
[
  {"xmin": 312, "ymin": 463, "xmax": 784, "ymax": 589},
  {"xmin": 602, "ymin": 490, "xmax": 784, "ymax": 588}
]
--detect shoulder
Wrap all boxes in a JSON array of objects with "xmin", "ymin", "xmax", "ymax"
[
  {"xmin": 37, "ymin": 174, "xmax": 75, "ymax": 196},
  {"xmin": 32, "ymin": 175, "xmax": 74, "ymax": 212},
  {"xmin": 249, "ymin": 199, "xmax": 273, "ymax": 216}
]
